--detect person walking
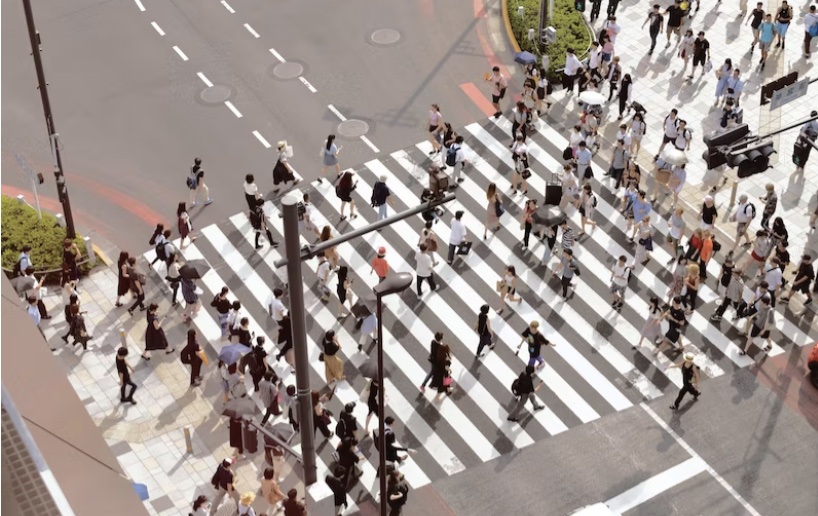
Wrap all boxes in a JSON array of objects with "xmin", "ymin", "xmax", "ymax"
[
  {"xmin": 517, "ymin": 320, "xmax": 554, "ymax": 369},
  {"xmin": 608, "ymin": 139, "xmax": 630, "ymax": 190},
  {"xmin": 552, "ymin": 248, "xmax": 579, "ymax": 299},
  {"xmin": 415, "ymin": 243, "xmax": 438, "ymax": 296},
  {"xmin": 665, "ymin": 208, "xmax": 686, "ymax": 265},
  {"xmin": 191, "ymin": 495, "xmax": 211, "ymax": 516},
  {"xmin": 656, "ymin": 109, "xmax": 679, "ymax": 158},
  {"xmin": 142, "ymin": 304, "xmax": 172, "ymax": 360},
  {"xmin": 698, "ymin": 230, "xmax": 714, "ymax": 282},
  {"xmin": 318, "ymin": 225, "xmax": 341, "ymax": 270},
  {"xmin": 258, "ymin": 371, "xmax": 281, "ymax": 425},
  {"xmin": 61, "ymin": 238, "xmax": 80, "ymax": 285},
  {"xmin": 181, "ymin": 329, "xmax": 204, "ymax": 386},
  {"xmin": 115, "ymin": 251, "xmax": 130, "ymax": 307},
  {"xmin": 116, "ymin": 347, "xmax": 138, "ymax": 404},
  {"xmin": 319, "ymin": 134, "xmax": 342, "ymax": 183},
  {"xmin": 316, "ymin": 254, "xmax": 332, "ymax": 302},
  {"xmin": 636, "ymin": 296, "xmax": 664, "ymax": 349},
  {"xmin": 616, "ymin": 74, "xmax": 632, "ymax": 120},
  {"xmin": 713, "ymin": 58, "xmax": 733, "ymax": 106},
  {"xmin": 387, "ymin": 470, "xmax": 410, "ymax": 515},
  {"xmin": 124, "ymin": 256, "xmax": 147, "ymax": 315},
  {"xmin": 187, "ymin": 157, "xmax": 213, "ymax": 208},
  {"xmin": 272, "ymin": 141, "xmax": 300, "ymax": 195},
  {"xmin": 510, "ymin": 101, "xmax": 529, "ymax": 144},
  {"xmin": 759, "ymin": 183, "xmax": 777, "ymax": 229},
  {"xmin": 483, "ymin": 183, "xmax": 503, "ymax": 240},
  {"xmin": 67, "ymin": 304, "xmax": 93, "ymax": 350},
  {"xmin": 758, "ymin": 13, "xmax": 775, "ymax": 69},
  {"xmin": 336, "ymin": 171, "xmax": 358, "ymax": 221},
  {"xmin": 237, "ymin": 492, "xmax": 257, "ymax": 516},
  {"xmin": 261, "ymin": 467, "xmax": 285, "ymax": 515},
  {"xmin": 177, "ymin": 202, "xmax": 195, "ymax": 248},
  {"xmin": 804, "ymin": 5, "xmax": 818, "ymax": 58},
  {"xmin": 668, "ymin": 354, "xmax": 701, "ymax": 410},
  {"xmin": 335, "ymin": 265, "xmax": 354, "ymax": 319},
  {"xmin": 426, "ymin": 104, "xmax": 444, "ymax": 155},
  {"xmin": 747, "ymin": 3, "xmax": 765, "ymax": 51},
  {"xmin": 774, "ymin": 2, "xmax": 793, "ymax": 49},
  {"xmin": 665, "ymin": 0, "xmax": 684, "ymax": 47},
  {"xmin": 281, "ymin": 488, "xmax": 307, "ymax": 516},
  {"xmin": 562, "ymin": 48, "xmax": 584, "ymax": 94},
  {"xmin": 212, "ymin": 287, "xmax": 233, "ymax": 340},
  {"xmin": 654, "ymin": 296, "xmax": 688, "ymax": 354},
  {"xmin": 578, "ymin": 184, "xmax": 598, "ymax": 237},
  {"xmin": 688, "ymin": 31, "xmax": 711, "ymax": 79},
  {"xmin": 629, "ymin": 190, "xmax": 652, "ymax": 241},
  {"xmin": 507, "ymin": 365, "xmax": 545, "ymax": 422},
  {"xmin": 474, "ymin": 304, "xmax": 495, "ymax": 358},
  {"xmin": 371, "ymin": 247, "xmax": 389, "ymax": 283},
  {"xmin": 250, "ymin": 199, "xmax": 279, "ymax": 249},
  {"xmin": 322, "ymin": 330, "xmax": 346, "ymax": 384},
  {"xmin": 419, "ymin": 332, "xmax": 443, "ymax": 392},
  {"xmin": 311, "ymin": 390, "xmax": 334, "ymax": 439},
  {"xmin": 741, "ymin": 229, "xmax": 772, "ymax": 279},
  {"xmin": 590, "ymin": 0, "xmax": 603, "ymax": 22},
  {"xmin": 497, "ymin": 265, "xmax": 521, "ymax": 315},
  {"xmin": 739, "ymin": 296, "xmax": 775, "ymax": 354},
  {"xmin": 711, "ymin": 268, "xmax": 746, "ymax": 321},
  {"xmin": 244, "ymin": 174, "xmax": 261, "ymax": 211},
  {"xmin": 364, "ymin": 379, "xmax": 382, "ymax": 433},
  {"xmin": 730, "ymin": 194, "xmax": 756, "ymax": 251},
  {"xmin": 781, "ymin": 254, "xmax": 815, "ymax": 311},
  {"xmin": 644, "ymin": 4, "xmax": 665, "ymax": 55},
  {"xmin": 610, "ymin": 255, "xmax": 629, "ymax": 310},
  {"xmin": 723, "ymin": 69, "xmax": 745, "ymax": 107},
  {"xmin": 606, "ymin": 56, "xmax": 622, "ymax": 102},
  {"xmin": 60, "ymin": 290, "xmax": 80, "ymax": 344},
  {"xmin": 510, "ymin": 134, "xmax": 530, "ymax": 195},
  {"xmin": 166, "ymin": 254, "xmax": 181, "ymax": 307},
  {"xmin": 209, "ymin": 459, "xmax": 240, "ymax": 515},
  {"xmin": 520, "ymin": 198, "xmax": 538, "ymax": 248},
  {"xmin": 487, "ymin": 66, "xmax": 508, "ymax": 118},
  {"xmin": 371, "ymin": 175, "xmax": 394, "ymax": 220},
  {"xmin": 430, "ymin": 343, "xmax": 453, "ymax": 401},
  {"xmin": 180, "ymin": 276, "xmax": 202, "ymax": 323},
  {"xmin": 681, "ymin": 263, "xmax": 701, "ymax": 313},
  {"xmin": 447, "ymin": 211, "xmax": 468, "ymax": 265}
]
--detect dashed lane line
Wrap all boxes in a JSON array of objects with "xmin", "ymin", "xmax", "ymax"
[
  {"xmin": 220, "ymin": 1, "xmax": 235, "ymax": 13},
  {"xmin": 224, "ymin": 101, "xmax": 243, "ymax": 118},
  {"xmin": 244, "ymin": 23, "xmax": 260, "ymax": 38},
  {"xmin": 197, "ymin": 72, "xmax": 214, "ymax": 88},
  {"xmin": 134, "ymin": 0, "xmax": 145, "ymax": 12},
  {"xmin": 151, "ymin": 21, "xmax": 165, "ymax": 36},
  {"xmin": 252, "ymin": 130, "xmax": 272, "ymax": 149},
  {"xmin": 269, "ymin": 48, "xmax": 286, "ymax": 63},
  {"xmin": 298, "ymin": 76, "xmax": 317, "ymax": 93},
  {"xmin": 172, "ymin": 45, "xmax": 189, "ymax": 61}
]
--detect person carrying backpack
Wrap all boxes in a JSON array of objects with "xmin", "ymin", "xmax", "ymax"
[
  {"xmin": 730, "ymin": 194, "xmax": 756, "ymax": 251},
  {"xmin": 507, "ymin": 365, "xmax": 545, "ymax": 422},
  {"xmin": 249, "ymin": 199, "xmax": 279, "ymax": 250},
  {"xmin": 371, "ymin": 175, "xmax": 393, "ymax": 220},
  {"xmin": 336, "ymin": 402, "xmax": 358, "ymax": 440},
  {"xmin": 13, "ymin": 245, "xmax": 33, "ymax": 277},
  {"xmin": 446, "ymin": 136, "xmax": 468, "ymax": 186},
  {"xmin": 186, "ymin": 157, "xmax": 213, "ymax": 207}
]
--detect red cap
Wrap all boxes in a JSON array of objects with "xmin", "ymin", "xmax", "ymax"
[{"xmin": 378, "ymin": 247, "xmax": 386, "ymax": 255}]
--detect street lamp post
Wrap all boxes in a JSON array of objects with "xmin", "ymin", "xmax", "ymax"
[
  {"xmin": 372, "ymin": 273, "xmax": 413, "ymax": 516},
  {"xmin": 21, "ymin": 0, "xmax": 76, "ymax": 238}
]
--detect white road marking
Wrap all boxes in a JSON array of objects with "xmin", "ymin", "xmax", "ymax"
[
  {"xmin": 269, "ymin": 48, "xmax": 286, "ymax": 63},
  {"xmin": 360, "ymin": 135, "xmax": 380, "ymax": 153},
  {"xmin": 641, "ymin": 403, "xmax": 762, "ymax": 516},
  {"xmin": 196, "ymin": 72, "xmax": 213, "ymax": 88},
  {"xmin": 220, "ymin": 0, "xmax": 235, "ymax": 13},
  {"xmin": 605, "ymin": 457, "xmax": 708, "ymax": 513},
  {"xmin": 172, "ymin": 46, "xmax": 189, "ymax": 61},
  {"xmin": 327, "ymin": 104, "xmax": 347, "ymax": 121},
  {"xmin": 244, "ymin": 23, "xmax": 260, "ymax": 38},
  {"xmin": 224, "ymin": 101, "xmax": 243, "ymax": 118},
  {"xmin": 252, "ymin": 130, "xmax": 272, "ymax": 149},
  {"xmin": 298, "ymin": 76, "xmax": 317, "ymax": 93},
  {"xmin": 134, "ymin": 0, "xmax": 146, "ymax": 12},
  {"xmin": 150, "ymin": 21, "xmax": 165, "ymax": 36}
]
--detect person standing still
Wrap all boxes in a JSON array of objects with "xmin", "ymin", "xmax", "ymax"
[
  {"xmin": 668, "ymin": 353, "xmax": 700, "ymax": 410},
  {"xmin": 487, "ymin": 66, "xmax": 508, "ymax": 118},
  {"xmin": 644, "ymin": 4, "xmax": 665, "ymax": 55},
  {"xmin": 116, "ymin": 347, "xmax": 138, "ymax": 404}
]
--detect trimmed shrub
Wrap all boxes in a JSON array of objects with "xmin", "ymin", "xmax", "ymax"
[
  {"xmin": 507, "ymin": 0, "xmax": 592, "ymax": 82},
  {"xmin": 1, "ymin": 195, "xmax": 90, "ymax": 282}
]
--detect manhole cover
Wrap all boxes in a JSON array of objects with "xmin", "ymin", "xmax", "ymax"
[
  {"xmin": 273, "ymin": 62, "xmax": 304, "ymax": 79},
  {"xmin": 200, "ymin": 85, "xmax": 232, "ymax": 104},
  {"xmin": 370, "ymin": 29, "xmax": 401, "ymax": 45},
  {"xmin": 337, "ymin": 119, "xmax": 369, "ymax": 138}
]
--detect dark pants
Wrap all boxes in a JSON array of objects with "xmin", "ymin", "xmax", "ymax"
[
  {"xmin": 314, "ymin": 416, "xmax": 331, "ymax": 438},
  {"xmin": 477, "ymin": 333, "xmax": 492, "ymax": 357},
  {"xmin": 245, "ymin": 193, "xmax": 257, "ymax": 211},
  {"xmin": 261, "ymin": 402, "xmax": 280, "ymax": 425},
  {"xmin": 120, "ymin": 378, "xmax": 137, "ymax": 401},
  {"xmin": 682, "ymin": 288, "xmax": 698, "ymax": 310},
  {"xmin": 36, "ymin": 299, "xmax": 48, "ymax": 318},
  {"xmin": 523, "ymin": 221, "xmax": 533, "ymax": 247},
  {"xmin": 416, "ymin": 274, "xmax": 437, "ymax": 295},
  {"xmin": 805, "ymin": 31, "xmax": 813, "ymax": 56},
  {"xmin": 255, "ymin": 229, "xmax": 274, "ymax": 247},
  {"xmin": 590, "ymin": 0, "xmax": 602, "ymax": 20},
  {"xmin": 608, "ymin": 81, "xmax": 618, "ymax": 101},
  {"xmin": 563, "ymin": 73, "xmax": 577, "ymax": 94},
  {"xmin": 672, "ymin": 381, "xmax": 700, "ymax": 408},
  {"xmin": 561, "ymin": 275, "xmax": 573, "ymax": 297},
  {"xmin": 618, "ymin": 94, "xmax": 628, "ymax": 117},
  {"xmin": 612, "ymin": 167, "xmax": 625, "ymax": 189},
  {"xmin": 190, "ymin": 358, "xmax": 202, "ymax": 385},
  {"xmin": 447, "ymin": 243, "xmax": 457, "ymax": 263},
  {"xmin": 607, "ymin": 0, "xmax": 619, "ymax": 16},
  {"xmin": 129, "ymin": 292, "xmax": 145, "ymax": 312},
  {"xmin": 649, "ymin": 30, "xmax": 660, "ymax": 52},
  {"xmin": 511, "ymin": 121, "xmax": 527, "ymax": 142},
  {"xmin": 170, "ymin": 279, "xmax": 180, "ymax": 304},
  {"xmin": 277, "ymin": 340, "xmax": 293, "ymax": 361},
  {"xmin": 715, "ymin": 298, "xmax": 741, "ymax": 317},
  {"xmin": 760, "ymin": 212, "xmax": 772, "ymax": 229}
]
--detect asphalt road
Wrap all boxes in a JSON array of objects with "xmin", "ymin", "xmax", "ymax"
[{"xmin": 2, "ymin": 0, "xmax": 497, "ymax": 253}]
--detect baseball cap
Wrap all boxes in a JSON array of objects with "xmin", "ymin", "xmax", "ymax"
[{"xmin": 378, "ymin": 247, "xmax": 386, "ymax": 256}]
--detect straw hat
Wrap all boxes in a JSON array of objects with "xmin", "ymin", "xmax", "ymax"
[
  {"xmin": 240, "ymin": 492, "xmax": 256, "ymax": 505},
  {"xmin": 684, "ymin": 353, "xmax": 695, "ymax": 362}
]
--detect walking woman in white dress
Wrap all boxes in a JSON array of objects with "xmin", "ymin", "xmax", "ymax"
[{"xmin": 318, "ymin": 134, "xmax": 341, "ymax": 184}]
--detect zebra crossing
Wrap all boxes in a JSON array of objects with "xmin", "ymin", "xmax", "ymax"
[{"xmin": 142, "ymin": 114, "xmax": 817, "ymax": 503}]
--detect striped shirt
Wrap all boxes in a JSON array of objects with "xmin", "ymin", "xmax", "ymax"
[{"xmin": 561, "ymin": 228, "xmax": 575, "ymax": 250}]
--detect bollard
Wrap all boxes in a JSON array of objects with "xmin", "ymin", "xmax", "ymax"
[
  {"xmin": 55, "ymin": 213, "xmax": 66, "ymax": 228},
  {"xmin": 729, "ymin": 180, "xmax": 738, "ymax": 207},
  {"xmin": 16, "ymin": 194, "xmax": 26, "ymax": 205},
  {"xmin": 528, "ymin": 28, "xmax": 535, "ymax": 41},
  {"xmin": 517, "ymin": 6, "xmax": 524, "ymax": 17},
  {"xmin": 83, "ymin": 236, "xmax": 96, "ymax": 266},
  {"xmin": 183, "ymin": 426, "xmax": 194, "ymax": 454},
  {"xmin": 118, "ymin": 328, "xmax": 127, "ymax": 349}
]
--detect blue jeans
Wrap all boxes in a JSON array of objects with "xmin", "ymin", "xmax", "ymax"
[
  {"xmin": 420, "ymin": 369, "xmax": 434, "ymax": 388},
  {"xmin": 528, "ymin": 355, "xmax": 544, "ymax": 367},
  {"xmin": 378, "ymin": 204, "xmax": 388, "ymax": 220}
]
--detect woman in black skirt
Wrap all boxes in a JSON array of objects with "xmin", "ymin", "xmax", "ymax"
[
  {"xmin": 68, "ymin": 304, "xmax": 93, "ymax": 350},
  {"xmin": 115, "ymin": 251, "xmax": 130, "ymax": 307},
  {"xmin": 336, "ymin": 265, "xmax": 353, "ymax": 318},
  {"xmin": 143, "ymin": 303, "xmax": 173, "ymax": 360},
  {"xmin": 61, "ymin": 293, "xmax": 80, "ymax": 344},
  {"xmin": 62, "ymin": 238, "xmax": 81, "ymax": 284},
  {"xmin": 364, "ymin": 378, "xmax": 380, "ymax": 434}
]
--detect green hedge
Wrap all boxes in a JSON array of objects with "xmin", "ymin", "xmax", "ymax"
[
  {"xmin": 507, "ymin": 0, "xmax": 592, "ymax": 82},
  {"xmin": 1, "ymin": 195, "xmax": 90, "ymax": 282}
]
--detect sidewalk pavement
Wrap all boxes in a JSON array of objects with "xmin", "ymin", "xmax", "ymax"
[
  {"xmin": 38, "ymin": 263, "xmax": 302, "ymax": 516},
  {"xmin": 539, "ymin": 0, "xmax": 818, "ymax": 267}
]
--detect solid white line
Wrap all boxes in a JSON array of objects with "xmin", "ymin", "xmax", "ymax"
[
  {"xmin": 172, "ymin": 46, "xmax": 189, "ymax": 61},
  {"xmin": 150, "ymin": 21, "xmax": 165, "ymax": 36},
  {"xmin": 298, "ymin": 76, "xmax": 317, "ymax": 93},
  {"xmin": 605, "ymin": 457, "xmax": 707, "ymax": 513},
  {"xmin": 220, "ymin": 0, "xmax": 235, "ymax": 13},
  {"xmin": 244, "ymin": 23, "xmax": 260, "ymax": 38},
  {"xmin": 360, "ymin": 135, "xmax": 380, "ymax": 153},
  {"xmin": 224, "ymin": 101, "xmax": 243, "ymax": 118},
  {"xmin": 327, "ymin": 104, "xmax": 347, "ymax": 122},
  {"xmin": 134, "ymin": 0, "xmax": 146, "ymax": 12},
  {"xmin": 640, "ymin": 403, "xmax": 762, "ymax": 516},
  {"xmin": 269, "ymin": 48, "xmax": 286, "ymax": 63},
  {"xmin": 252, "ymin": 130, "xmax": 272, "ymax": 149},
  {"xmin": 196, "ymin": 72, "xmax": 214, "ymax": 88}
]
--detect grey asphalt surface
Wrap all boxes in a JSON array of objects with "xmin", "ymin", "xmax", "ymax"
[
  {"xmin": 2, "ymin": 0, "xmax": 494, "ymax": 252},
  {"xmin": 419, "ymin": 368, "xmax": 818, "ymax": 516}
]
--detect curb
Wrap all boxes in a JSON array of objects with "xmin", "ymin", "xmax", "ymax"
[
  {"xmin": 92, "ymin": 243, "xmax": 113, "ymax": 266},
  {"xmin": 501, "ymin": 0, "xmax": 522, "ymax": 53}
]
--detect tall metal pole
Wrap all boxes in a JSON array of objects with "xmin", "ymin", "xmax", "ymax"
[
  {"xmin": 280, "ymin": 195, "xmax": 317, "ymax": 485},
  {"xmin": 22, "ymin": 0, "xmax": 76, "ymax": 238},
  {"xmin": 376, "ymin": 294, "xmax": 387, "ymax": 516}
]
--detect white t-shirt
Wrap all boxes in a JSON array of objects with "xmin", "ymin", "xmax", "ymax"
[
  {"xmin": 764, "ymin": 266, "xmax": 783, "ymax": 291},
  {"xmin": 674, "ymin": 128, "xmax": 690, "ymax": 150},
  {"xmin": 449, "ymin": 220, "xmax": 467, "ymax": 245},
  {"xmin": 244, "ymin": 181, "xmax": 258, "ymax": 196},
  {"xmin": 564, "ymin": 54, "xmax": 583, "ymax": 76},
  {"xmin": 611, "ymin": 263, "xmax": 628, "ymax": 287},
  {"xmin": 664, "ymin": 116, "xmax": 679, "ymax": 138},
  {"xmin": 317, "ymin": 260, "xmax": 331, "ymax": 283},
  {"xmin": 735, "ymin": 202, "xmax": 753, "ymax": 223},
  {"xmin": 615, "ymin": 130, "xmax": 632, "ymax": 147},
  {"xmin": 269, "ymin": 296, "xmax": 287, "ymax": 321},
  {"xmin": 589, "ymin": 48, "xmax": 601, "ymax": 69},
  {"xmin": 569, "ymin": 131, "xmax": 584, "ymax": 148},
  {"xmin": 606, "ymin": 22, "xmax": 621, "ymax": 43},
  {"xmin": 415, "ymin": 251, "xmax": 434, "ymax": 277}
]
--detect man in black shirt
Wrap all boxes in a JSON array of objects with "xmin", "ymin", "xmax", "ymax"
[
  {"xmin": 665, "ymin": 0, "xmax": 684, "ymax": 47},
  {"xmin": 781, "ymin": 254, "xmax": 815, "ymax": 306},
  {"xmin": 668, "ymin": 353, "xmax": 700, "ymax": 410},
  {"xmin": 655, "ymin": 296, "xmax": 687, "ymax": 354},
  {"xmin": 643, "ymin": 4, "xmax": 665, "ymax": 54},
  {"xmin": 419, "ymin": 332, "xmax": 443, "ymax": 392},
  {"xmin": 590, "ymin": 0, "xmax": 603, "ymax": 22},
  {"xmin": 209, "ymin": 459, "xmax": 239, "ymax": 515},
  {"xmin": 507, "ymin": 365, "xmax": 545, "ymax": 422},
  {"xmin": 689, "ymin": 31, "xmax": 711, "ymax": 79},
  {"xmin": 746, "ymin": 3, "xmax": 765, "ymax": 50},
  {"xmin": 116, "ymin": 347, "xmax": 137, "ymax": 404},
  {"xmin": 326, "ymin": 466, "xmax": 348, "ymax": 516},
  {"xmin": 517, "ymin": 320, "xmax": 555, "ymax": 369}
]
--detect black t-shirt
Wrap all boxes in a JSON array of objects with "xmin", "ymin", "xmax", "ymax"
[
  {"xmin": 750, "ymin": 8, "xmax": 764, "ymax": 28},
  {"xmin": 666, "ymin": 5, "xmax": 683, "ymax": 26},
  {"xmin": 116, "ymin": 357, "xmax": 129, "ymax": 380},
  {"xmin": 669, "ymin": 307, "xmax": 686, "ymax": 328},
  {"xmin": 213, "ymin": 465, "xmax": 234, "ymax": 490},
  {"xmin": 323, "ymin": 337, "xmax": 340, "ymax": 356},
  {"xmin": 681, "ymin": 362, "xmax": 698, "ymax": 383},
  {"xmin": 693, "ymin": 38, "xmax": 710, "ymax": 56},
  {"xmin": 648, "ymin": 12, "xmax": 664, "ymax": 32},
  {"xmin": 701, "ymin": 203, "xmax": 718, "ymax": 224},
  {"xmin": 795, "ymin": 263, "xmax": 816, "ymax": 282},
  {"xmin": 720, "ymin": 264, "xmax": 734, "ymax": 287},
  {"xmin": 477, "ymin": 313, "xmax": 489, "ymax": 336},
  {"xmin": 522, "ymin": 328, "xmax": 549, "ymax": 357}
]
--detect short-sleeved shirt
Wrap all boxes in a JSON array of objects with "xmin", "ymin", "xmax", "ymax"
[
  {"xmin": 27, "ymin": 304, "xmax": 41, "ymax": 326},
  {"xmin": 750, "ymin": 8, "xmax": 765, "ymax": 28},
  {"xmin": 701, "ymin": 203, "xmax": 718, "ymax": 225},
  {"xmin": 668, "ymin": 306, "xmax": 685, "ymax": 328},
  {"xmin": 116, "ymin": 356, "xmax": 129, "ymax": 380},
  {"xmin": 270, "ymin": 297, "xmax": 286, "ymax": 321},
  {"xmin": 666, "ymin": 5, "xmax": 684, "ymax": 26},
  {"xmin": 561, "ymin": 257, "xmax": 577, "ymax": 278},
  {"xmin": 759, "ymin": 22, "xmax": 775, "ymax": 43},
  {"xmin": 576, "ymin": 148, "xmax": 592, "ymax": 166},
  {"xmin": 611, "ymin": 264, "xmax": 628, "ymax": 287},
  {"xmin": 491, "ymin": 74, "xmax": 508, "ymax": 96},
  {"xmin": 681, "ymin": 362, "xmax": 699, "ymax": 383},
  {"xmin": 693, "ymin": 38, "xmax": 710, "ymax": 56},
  {"xmin": 669, "ymin": 213, "xmax": 686, "ymax": 240},
  {"xmin": 648, "ymin": 12, "xmax": 664, "ymax": 32},
  {"xmin": 372, "ymin": 257, "xmax": 389, "ymax": 278},
  {"xmin": 521, "ymin": 328, "xmax": 549, "ymax": 357},
  {"xmin": 244, "ymin": 182, "xmax": 258, "ymax": 197},
  {"xmin": 794, "ymin": 263, "xmax": 816, "ymax": 283},
  {"xmin": 317, "ymin": 260, "xmax": 331, "ymax": 282}
]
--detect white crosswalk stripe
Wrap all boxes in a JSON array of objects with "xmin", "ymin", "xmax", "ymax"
[{"xmin": 141, "ymin": 115, "xmax": 816, "ymax": 505}]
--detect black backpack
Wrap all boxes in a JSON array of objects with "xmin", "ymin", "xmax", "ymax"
[
  {"xmin": 335, "ymin": 416, "xmax": 347, "ymax": 438},
  {"xmin": 155, "ymin": 242, "xmax": 166, "ymax": 260},
  {"xmin": 180, "ymin": 347, "xmax": 192, "ymax": 365},
  {"xmin": 296, "ymin": 202, "xmax": 306, "ymax": 221},
  {"xmin": 249, "ymin": 210, "xmax": 262, "ymax": 230},
  {"xmin": 445, "ymin": 145, "xmax": 459, "ymax": 167},
  {"xmin": 511, "ymin": 378, "xmax": 521, "ymax": 396},
  {"xmin": 11, "ymin": 258, "xmax": 23, "ymax": 277},
  {"xmin": 371, "ymin": 182, "xmax": 389, "ymax": 206}
]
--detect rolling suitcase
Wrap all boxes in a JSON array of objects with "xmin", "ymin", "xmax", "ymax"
[{"xmin": 544, "ymin": 172, "xmax": 562, "ymax": 206}]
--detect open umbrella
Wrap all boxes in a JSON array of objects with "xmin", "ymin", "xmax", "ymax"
[
  {"xmin": 532, "ymin": 205, "xmax": 565, "ymax": 228},
  {"xmin": 221, "ymin": 397, "xmax": 260, "ymax": 419},
  {"xmin": 578, "ymin": 90, "xmax": 607, "ymax": 106},
  {"xmin": 359, "ymin": 357, "xmax": 391, "ymax": 379},
  {"xmin": 179, "ymin": 259, "xmax": 210, "ymax": 280},
  {"xmin": 661, "ymin": 147, "xmax": 688, "ymax": 166},
  {"xmin": 132, "ymin": 482, "xmax": 149, "ymax": 501},
  {"xmin": 9, "ymin": 275, "xmax": 36, "ymax": 296},
  {"xmin": 218, "ymin": 343, "xmax": 252, "ymax": 365},
  {"xmin": 514, "ymin": 51, "xmax": 538, "ymax": 65}
]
